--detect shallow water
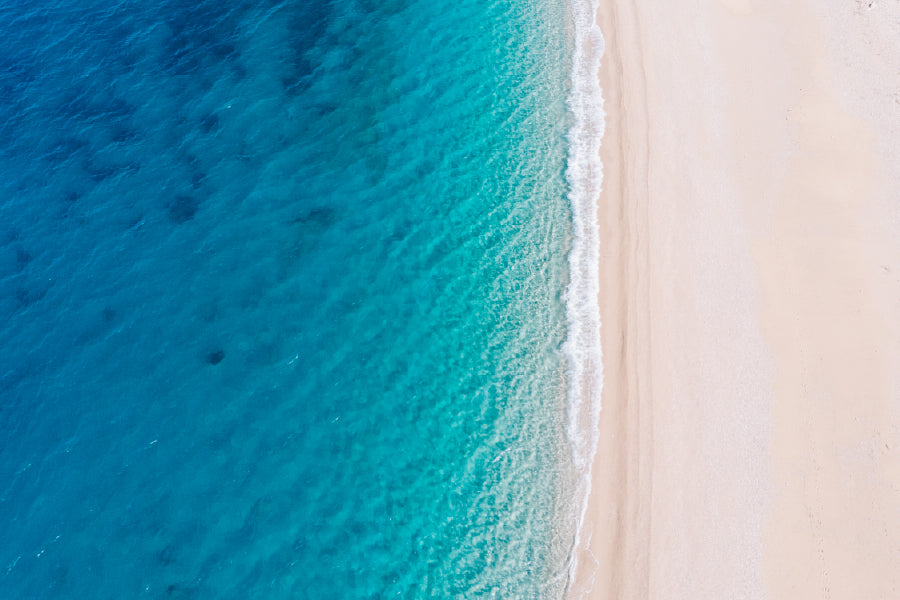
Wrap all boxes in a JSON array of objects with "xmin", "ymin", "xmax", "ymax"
[{"xmin": 0, "ymin": 0, "xmax": 578, "ymax": 597}]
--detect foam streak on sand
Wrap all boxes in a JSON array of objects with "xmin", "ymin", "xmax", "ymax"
[{"xmin": 562, "ymin": 0, "xmax": 605, "ymax": 593}]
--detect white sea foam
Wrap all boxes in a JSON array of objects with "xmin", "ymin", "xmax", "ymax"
[{"xmin": 562, "ymin": 0, "xmax": 605, "ymax": 595}]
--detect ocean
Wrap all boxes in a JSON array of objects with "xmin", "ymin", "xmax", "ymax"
[{"xmin": 0, "ymin": 0, "xmax": 601, "ymax": 597}]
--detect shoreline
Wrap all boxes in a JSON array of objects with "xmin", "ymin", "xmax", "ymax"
[{"xmin": 569, "ymin": 1, "xmax": 900, "ymax": 598}]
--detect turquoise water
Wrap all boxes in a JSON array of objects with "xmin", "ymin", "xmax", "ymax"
[{"xmin": 0, "ymin": 0, "xmax": 583, "ymax": 597}]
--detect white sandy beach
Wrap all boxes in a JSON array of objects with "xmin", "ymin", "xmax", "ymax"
[{"xmin": 570, "ymin": 1, "xmax": 900, "ymax": 598}]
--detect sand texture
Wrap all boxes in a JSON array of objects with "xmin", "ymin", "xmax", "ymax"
[{"xmin": 570, "ymin": 1, "xmax": 900, "ymax": 598}]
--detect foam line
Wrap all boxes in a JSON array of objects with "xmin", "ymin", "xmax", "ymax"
[{"xmin": 562, "ymin": 0, "xmax": 605, "ymax": 594}]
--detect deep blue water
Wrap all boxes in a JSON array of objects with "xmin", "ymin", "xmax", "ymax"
[{"xmin": 0, "ymin": 0, "xmax": 577, "ymax": 597}]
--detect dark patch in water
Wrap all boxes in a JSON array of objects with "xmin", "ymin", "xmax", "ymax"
[
  {"xmin": 230, "ymin": 495, "xmax": 290, "ymax": 545},
  {"xmin": 167, "ymin": 195, "xmax": 200, "ymax": 223},
  {"xmin": 14, "ymin": 285, "xmax": 48, "ymax": 309},
  {"xmin": 61, "ymin": 90, "xmax": 134, "ymax": 125},
  {"xmin": 0, "ymin": 355, "xmax": 42, "ymax": 397},
  {"xmin": 85, "ymin": 161, "xmax": 140, "ymax": 183},
  {"xmin": 210, "ymin": 42, "xmax": 237, "ymax": 59},
  {"xmin": 157, "ymin": 544, "xmax": 177, "ymax": 567},
  {"xmin": 75, "ymin": 305, "xmax": 119, "ymax": 347},
  {"xmin": 281, "ymin": 77, "xmax": 303, "ymax": 95},
  {"xmin": 180, "ymin": 151, "xmax": 202, "ymax": 175},
  {"xmin": 198, "ymin": 113, "xmax": 219, "ymax": 134},
  {"xmin": 15, "ymin": 247, "xmax": 31, "ymax": 270},
  {"xmin": 311, "ymin": 101, "xmax": 340, "ymax": 118},
  {"xmin": 230, "ymin": 61, "xmax": 247, "ymax": 81},
  {"xmin": 1, "ymin": 228, "xmax": 20, "ymax": 246},
  {"xmin": 165, "ymin": 582, "xmax": 198, "ymax": 598},
  {"xmin": 291, "ymin": 206, "xmax": 337, "ymax": 228},
  {"xmin": 125, "ymin": 213, "xmax": 145, "ymax": 231},
  {"xmin": 206, "ymin": 350, "xmax": 225, "ymax": 365},
  {"xmin": 190, "ymin": 171, "xmax": 207, "ymax": 188},
  {"xmin": 284, "ymin": 5, "xmax": 333, "ymax": 93},
  {"xmin": 161, "ymin": 4, "xmax": 241, "ymax": 77},
  {"xmin": 111, "ymin": 126, "xmax": 141, "ymax": 143},
  {"xmin": 102, "ymin": 97, "xmax": 134, "ymax": 120},
  {"xmin": 386, "ymin": 219, "xmax": 414, "ymax": 244},
  {"xmin": 0, "ymin": 53, "xmax": 38, "ymax": 89},
  {"xmin": 44, "ymin": 137, "xmax": 87, "ymax": 164}
]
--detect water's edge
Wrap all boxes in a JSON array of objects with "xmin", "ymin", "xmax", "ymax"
[{"xmin": 563, "ymin": 0, "xmax": 606, "ymax": 595}]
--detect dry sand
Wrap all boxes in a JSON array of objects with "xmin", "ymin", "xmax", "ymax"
[{"xmin": 570, "ymin": 1, "xmax": 900, "ymax": 598}]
